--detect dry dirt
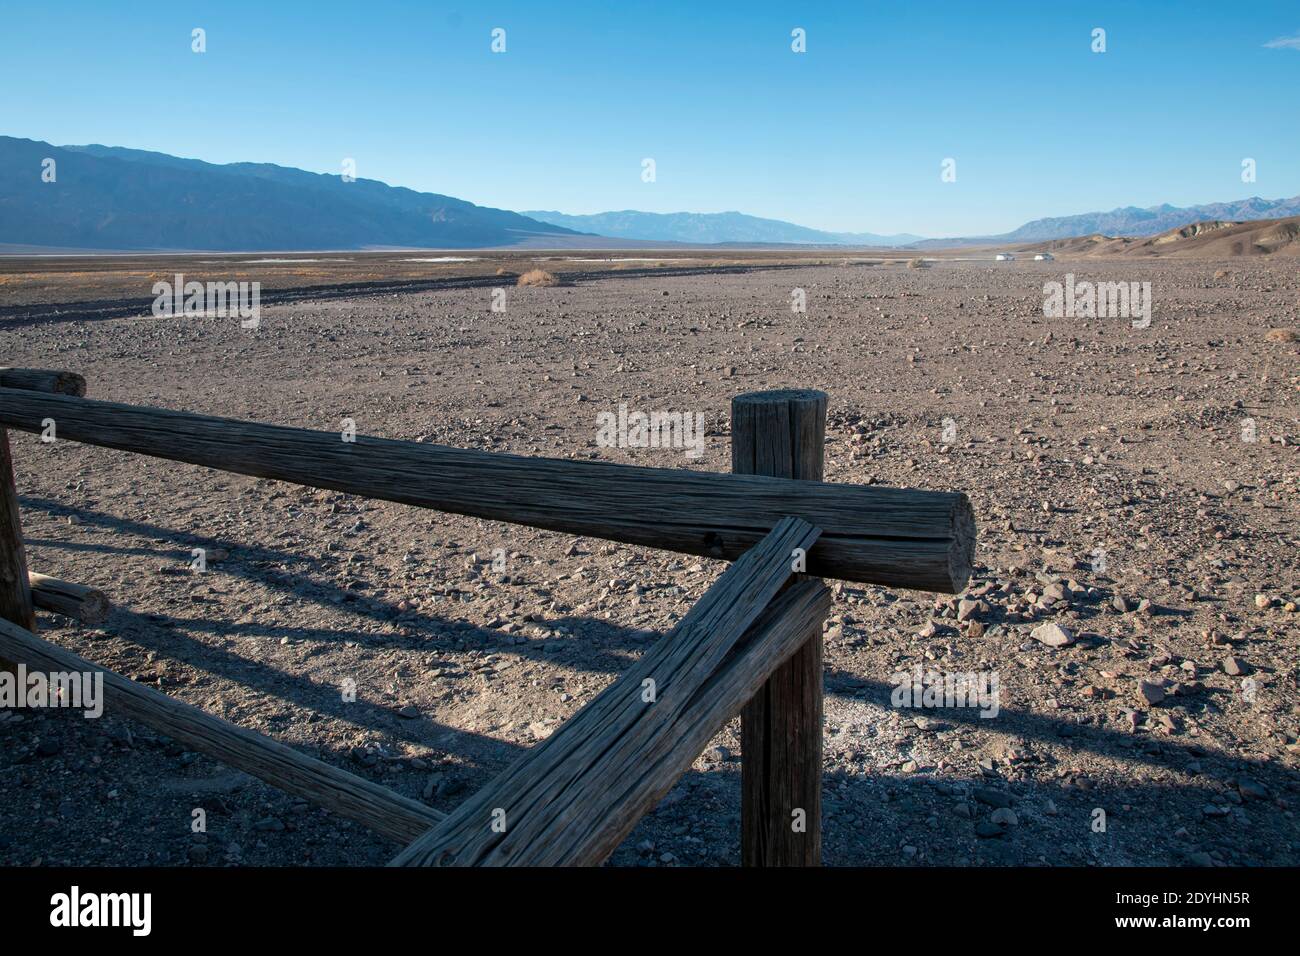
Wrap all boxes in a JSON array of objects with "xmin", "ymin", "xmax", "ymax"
[{"xmin": 1, "ymin": 254, "xmax": 1297, "ymax": 867}]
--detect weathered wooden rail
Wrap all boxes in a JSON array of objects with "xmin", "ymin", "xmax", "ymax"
[
  {"xmin": 0, "ymin": 369, "xmax": 977, "ymax": 867},
  {"xmin": 0, "ymin": 389, "xmax": 973, "ymax": 592}
]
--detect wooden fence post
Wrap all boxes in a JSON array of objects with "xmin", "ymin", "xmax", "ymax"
[
  {"xmin": 732, "ymin": 389, "xmax": 827, "ymax": 866},
  {"xmin": 0, "ymin": 428, "xmax": 37, "ymax": 671}
]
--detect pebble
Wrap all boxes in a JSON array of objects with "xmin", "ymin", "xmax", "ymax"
[
  {"xmin": 989, "ymin": 807, "xmax": 1019, "ymax": 827},
  {"xmin": 973, "ymin": 787, "xmax": 1014, "ymax": 809},
  {"xmin": 1221, "ymin": 657, "xmax": 1249, "ymax": 676},
  {"xmin": 1031, "ymin": 622, "xmax": 1074, "ymax": 648},
  {"xmin": 1137, "ymin": 681, "xmax": 1166, "ymax": 706},
  {"xmin": 1237, "ymin": 777, "xmax": 1269, "ymax": 801}
]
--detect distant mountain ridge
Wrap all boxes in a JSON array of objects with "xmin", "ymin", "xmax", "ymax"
[
  {"xmin": 522, "ymin": 209, "xmax": 922, "ymax": 247},
  {"xmin": 916, "ymin": 196, "xmax": 1300, "ymax": 248},
  {"xmin": 0, "ymin": 136, "xmax": 583, "ymax": 251},
  {"xmin": 4, "ymin": 134, "xmax": 1299, "ymax": 252}
]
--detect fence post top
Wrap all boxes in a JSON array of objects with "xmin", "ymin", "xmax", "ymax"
[{"xmin": 731, "ymin": 389, "xmax": 827, "ymax": 408}]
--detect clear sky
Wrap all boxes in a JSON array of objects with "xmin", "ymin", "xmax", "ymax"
[{"xmin": 3, "ymin": 1, "xmax": 1298, "ymax": 237}]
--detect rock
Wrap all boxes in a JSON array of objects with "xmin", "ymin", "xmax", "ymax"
[
  {"xmin": 187, "ymin": 844, "xmax": 209, "ymax": 864},
  {"xmin": 1138, "ymin": 681, "xmax": 1166, "ymax": 706},
  {"xmin": 975, "ymin": 820, "xmax": 1004, "ymax": 838},
  {"xmin": 957, "ymin": 599, "xmax": 980, "ymax": 622},
  {"xmin": 1112, "ymin": 595, "xmax": 1131, "ymax": 613},
  {"xmin": 1221, "ymin": 656, "xmax": 1250, "ymax": 676},
  {"xmin": 397, "ymin": 705, "xmax": 420, "ymax": 719},
  {"xmin": 1237, "ymin": 777, "xmax": 1269, "ymax": 801},
  {"xmin": 1031, "ymin": 622, "xmax": 1074, "ymax": 648},
  {"xmin": 35, "ymin": 739, "xmax": 62, "ymax": 757},
  {"xmin": 989, "ymin": 807, "xmax": 1019, "ymax": 827},
  {"xmin": 900, "ymin": 760, "xmax": 919, "ymax": 773},
  {"xmin": 252, "ymin": 816, "xmax": 284, "ymax": 832},
  {"xmin": 973, "ymin": 787, "xmax": 1014, "ymax": 809},
  {"xmin": 1254, "ymin": 593, "xmax": 1271, "ymax": 609}
]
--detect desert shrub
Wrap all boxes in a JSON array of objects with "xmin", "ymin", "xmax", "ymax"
[
  {"xmin": 517, "ymin": 268, "xmax": 558, "ymax": 287},
  {"xmin": 907, "ymin": 258, "xmax": 929, "ymax": 269},
  {"xmin": 1264, "ymin": 328, "xmax": 1298, "ymax": 342}
]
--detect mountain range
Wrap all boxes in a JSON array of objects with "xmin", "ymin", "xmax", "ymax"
[
  {"xmin": 521, "ymin": 210, "xmax": 921, "ymax": 247},
  {"xmin": 0, "ymin": 136, "xmax": 582, "ymax": 252},
  {"xmin": 915, "ymin": 196, "xmax": 1300, "ymax": 248},
  {"xmin": 3, "ymin": 135, "xmax": 1299, "ymax": 252}
]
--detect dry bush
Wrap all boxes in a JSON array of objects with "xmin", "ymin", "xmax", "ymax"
[
  {"xmin": 517, "ymin": 268, "xmax": 558, "ymax": 287},
  {"xmin": 495, "ymin": 267, "xmax": 510, "ymax": 275},
  {"xmin": 907, "ymin": 258, "xmax": 929, "ymax": 269},
  {"xmin": 1264, "ymin": 328, "xmax": 1298, "ymax": 343}
]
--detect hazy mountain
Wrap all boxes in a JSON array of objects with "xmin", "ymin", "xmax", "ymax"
[
  {"xmin": 0, "ymin": 136, "xmax": 584, "ymax": 251},
  {"xmin": 916, "ymin": 196, "xmax": 1300, "ymax": 248},
  {"xmin": 523, "ymin": 209, "xmax": 922, "ymax": 246}
]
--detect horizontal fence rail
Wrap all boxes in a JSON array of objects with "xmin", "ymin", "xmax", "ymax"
[
  {"xmin": 0, "ymin": 388, "xmax": 974, "ymax": 592},
  {"xmin": 392, "ymin": 519, "xmax": 826, "ymax": 866}
]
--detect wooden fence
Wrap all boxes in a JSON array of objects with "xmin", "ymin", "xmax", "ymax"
[{"xmin": 0, "ymin": 370, "xmax": 975, "ymax": 866}]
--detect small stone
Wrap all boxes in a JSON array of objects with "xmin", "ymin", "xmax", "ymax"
[
  {"xmin": 187, "ymin": 844, "xmax": 209, "ymax": 864},
  {"xmin": 1254, "ymin": 593, "xmax": 1270, "ymax": 609},
  {"xmin": 35, "ymin": 739, "xmax": 62, "ymax": 758},
  {"xmin": 989, "ymin": 807, "xmax": 1019, "ymax": 827},
  {"xmin": 973, "ymin": 787, "xmax": 1014, "ymax": 809},
  {"xmin": 397, "ymin": 705, "xmax": 420, "ymax": 719},
  {"xmin": 974, "ymin": 821, "xmax": 1004, "ymax": 838},
  {"xmin": 1221, "ymin": 657, "xmax": 1249, "ymax": 676},
  {"xmin": 252, "ymin": 816, "xmax": 284, "ymax": 832},
  {"xmin": 1237, "ymin": 777, "xmax": 1269, "ymax": 801},
  {"xmin": 900, "ymin": 760, "xmax": 919, "ymax": 773},
  {"xmin": 957, "ymin": 599, "xmax": 980, "ymax": 622},
  {"xmin": 1138, "ymin": 681, "xmax": 1166, "ymax": 706},
  {"xmin": 1031, "ymin": 622, "xmax": 1074, "ymax": 648},
  {"xmin": 1112, "ymin": 595, "xmax": 1131, "ymax": 613}
]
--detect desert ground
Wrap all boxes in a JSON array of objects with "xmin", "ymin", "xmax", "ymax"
[{"xmin": 0, "ymin": 251, "xmax": 1297, "ymax": 867}]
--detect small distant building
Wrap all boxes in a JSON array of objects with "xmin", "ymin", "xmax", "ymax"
[
  {"xmin": 1034, "ymin": 252, "xmax": 1055, "ymax": 261},
  {"xmin": 995, "ymin": 253, "xmax": 1016, "ymax": 261}
]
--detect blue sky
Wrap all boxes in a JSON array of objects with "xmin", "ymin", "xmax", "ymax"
[{"xmin": 3, "ymin": 1, "xmax": 1298, "ymax": 237}]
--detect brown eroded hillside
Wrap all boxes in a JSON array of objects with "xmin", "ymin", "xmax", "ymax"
[{"xmin": 1020, "ymin": 215, "xmax": 1300, "ymax": 259}]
